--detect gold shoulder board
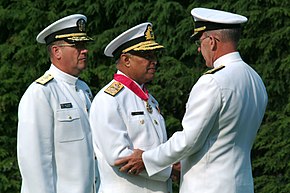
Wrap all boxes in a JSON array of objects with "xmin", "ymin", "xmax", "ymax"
[
  {"xmin": 104, "ymin": 81, "xmax": 124, "ymax": 96},
  {"xmin": 203, "ymin": 65, "xmax": 225, "ymax": 75},
  {"xmin": 35, "ymin": 74, "xmax": 54, "ymax": 85}
]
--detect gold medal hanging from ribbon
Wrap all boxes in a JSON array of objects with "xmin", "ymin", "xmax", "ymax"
[
  {"xmin": 146, "ymin": 101, "xmax": 153, "ymax": 113},
  {"xmin": 113, "ymin": 74, "xmax": 153, "ymax": 113}
]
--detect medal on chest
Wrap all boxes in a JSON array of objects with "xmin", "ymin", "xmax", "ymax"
[{"xmin": 145, "ymin": 101, "xmax": 153, "ymax": 114}]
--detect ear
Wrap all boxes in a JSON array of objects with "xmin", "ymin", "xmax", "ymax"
[
  {"xmin": 120, "ymin": 54, "xmax": 131, "ymax": 67},
  {"xmin": 209, "ymin": 36, "xmax": 218, "ymax": 51},
  {"xmin": 51, "ymin": 45, "xmax": 62, "ymax": 59}
]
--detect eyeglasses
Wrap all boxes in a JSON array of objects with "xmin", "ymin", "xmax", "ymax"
[
  {"xmin": 55, "ymin": 43, "xmax": 87, "ymax": 50},
  {"xmin": 195, "ymin": 36, "xmax": 220, "ymax": 47},
  {"xmin": 194, "ymin": 36, "xmax": 210, "ymax": 47}
]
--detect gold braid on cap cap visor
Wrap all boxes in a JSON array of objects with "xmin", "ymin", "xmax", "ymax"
[
  {"xmin": 122, "ymin": 40, "xmax": 164, "ymax": 53},
  {"xmin": 55, "ymin": 33, "xmax": 93, "ymax": 41},
  {"xmin": 191, "ymin": 26, "xmax": 206, "ymax": 37}
]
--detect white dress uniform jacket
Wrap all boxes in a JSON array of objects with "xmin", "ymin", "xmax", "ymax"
[
  {"xmin": 142, "ymin": 52, "xmax": 268, "ymax": 193},
  {"xmin": 17, "ymin": 64, "xmax": 95, "ymax": 193},
  {"xmin": 90, "ymin": 71, "xmax": 172, "ymax": 193}
]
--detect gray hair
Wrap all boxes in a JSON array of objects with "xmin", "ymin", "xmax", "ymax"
[
  {"xmin": 207, "ymin": 28, "xmax": 241, "ymax": 46},
  {"xmin": 46, "ymin": 40, "xmax": 66, "ymax": 56}
]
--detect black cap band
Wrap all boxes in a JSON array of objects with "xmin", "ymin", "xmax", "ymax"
[
  {"xmin": 45, "ymin": 27, "xmax": 80, "ymax": 45},
  {"xmin": 195, "ymin": 21, "xmax": 241, "ymax": 31},
  {"xmin": 112, "ymin": 36, "xmax": 146, "ymax": 58},
  {"xmin": 192, "ymin": 21, "xmax": 241, "ymax": 40}
]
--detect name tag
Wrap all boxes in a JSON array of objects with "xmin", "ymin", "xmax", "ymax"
[
  {"xmin": 131, "ymin": 111, "xmax": 144, "ymax": 116},
  {"xmin": 60, "ymin": 103, "xmax": 73, "ymax": 109}
]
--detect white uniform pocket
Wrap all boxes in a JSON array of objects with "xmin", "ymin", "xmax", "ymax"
[
  {"xmin": 56, "ymin": 108, "xmax": 84, "ymax": 142},
  {"xmin": 128, "ymin": 114, "xmax": 155, "ymax": 148}
]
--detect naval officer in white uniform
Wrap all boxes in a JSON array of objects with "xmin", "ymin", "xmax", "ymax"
[
  {"xmin": 89, "ymin": 22, "xmax": 173, "ymax": 193},
  {"xmin": 17, "ymin": 14, "xmax": 96, "ymax": 193},
  {"xmin": 115, "ymin": 8, "xmax": 268, "ymax": 193}
]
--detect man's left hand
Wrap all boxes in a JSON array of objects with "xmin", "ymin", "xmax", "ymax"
[{"xmin": 114, "ymin": 149, "xmax": 144, "ymax": 175}]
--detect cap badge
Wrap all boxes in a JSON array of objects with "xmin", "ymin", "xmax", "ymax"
[
  {"xmin": 77, "ymin": 19, "xmax": 86, "ymax": 32},
  {"xmin": 145, "ymin": 25, "xmax": 155, "ymax": 40}
]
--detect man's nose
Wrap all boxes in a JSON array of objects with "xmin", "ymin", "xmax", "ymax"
[{"xmin": 150, "ymin": 60, "xmax": 157, "ymax": 66}]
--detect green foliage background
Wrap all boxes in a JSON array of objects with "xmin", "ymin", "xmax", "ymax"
[{"xmin": 0, "ymin": 0, "xmax": 289, "ymax": 192}]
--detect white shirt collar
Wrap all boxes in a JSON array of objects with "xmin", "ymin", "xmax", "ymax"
[
  {"xmin": 213, "ymin": 52, "xmax": 242, "ymax": 68},
  {"xmin": 48, "ymin": 64, "xmax": 78, "ymax": 85},
  {"xmin": 116, "ymin": 70, "xmax": 144, "ymax": 88}
]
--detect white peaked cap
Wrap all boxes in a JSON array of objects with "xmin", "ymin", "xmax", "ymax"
[
  {"xmin": 104, "ymin": 22, "xmax": 164, "ymax": 58},
  {"xmin": 36, "ymin": 14, "xmax": 93, "ymax": 44}
]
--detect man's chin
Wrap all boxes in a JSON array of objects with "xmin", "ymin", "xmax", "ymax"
[{"xmin": 145, "ymin": 77, "xmax": 155, "ymax": 84}]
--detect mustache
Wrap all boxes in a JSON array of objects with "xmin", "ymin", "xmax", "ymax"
[
  {"xmin": 78, "ymin": 57, "xmax": 87, "ymax": 60},
  {"xmin": 148, "ymin": 65, "xmax": 159, "ymax": 71}
]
